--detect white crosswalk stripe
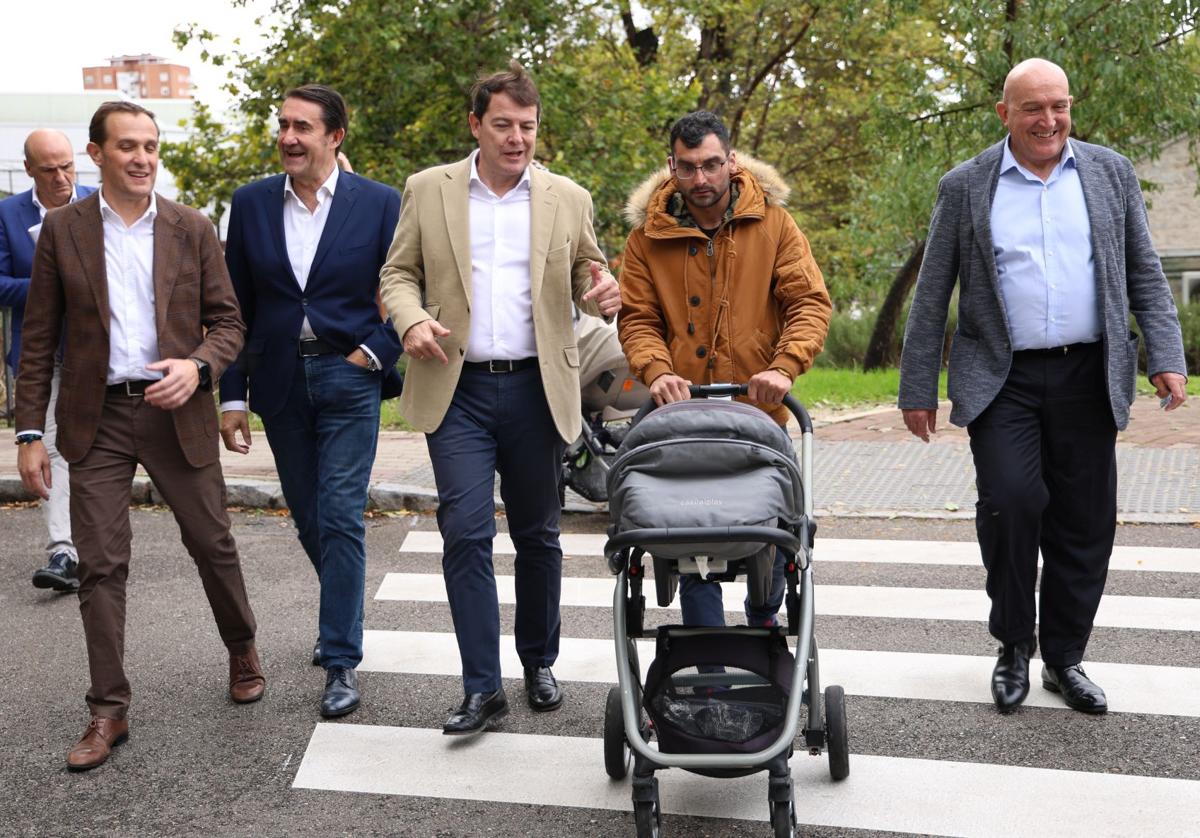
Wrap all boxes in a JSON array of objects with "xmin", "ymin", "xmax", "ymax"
[
  {"xmin": 358, "ymin": 629, "xmax": 1200, "ymax": 717},
  {"xmin": 376, "ymin": 572, "xmax": 1200, "ymax": 632},
  {"xmin": 398, "ymin": 531, "xmax": 1200, "ymax": 573},
  {"xmin": 293, "ymin": 530, "xmax": 1200, "ymax": 834},
  {"xmin": 294, "ymin": 724, "xmax": 1200, "ymax": 837}
]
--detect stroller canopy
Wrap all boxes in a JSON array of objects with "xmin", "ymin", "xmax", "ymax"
[{"xmin": 607, "ymin": 400, "xmax": 803, "ymax": 560}]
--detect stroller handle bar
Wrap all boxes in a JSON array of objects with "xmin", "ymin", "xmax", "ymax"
[
  {"xmin": 632, "ymin": 383, "xmax": 813, "ymax": 433},
  {"xmin": 606, "ymin": 525, "xmax": 804, "ymax": 558}
]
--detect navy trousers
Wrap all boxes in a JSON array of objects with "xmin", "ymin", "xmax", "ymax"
[
  {"xmin": 967, "ymin": 342, "xmax": 1117, "ymax": 667},
  {"xmin": 427, "ymin": 366, "xmax": 567, "ymax": 694},
  {"xmin": 263, "ymin": 354, "xmax": 382, "ymax": 670}
]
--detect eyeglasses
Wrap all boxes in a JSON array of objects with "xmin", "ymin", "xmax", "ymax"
[{"xmin": 671, "ymin": 157, "xmax": 727, "ymax": 180}]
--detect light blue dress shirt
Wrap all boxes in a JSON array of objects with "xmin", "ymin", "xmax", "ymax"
[{"xmin": 990, "ymin": 138, "xmax": 1100, "ymax": 351}]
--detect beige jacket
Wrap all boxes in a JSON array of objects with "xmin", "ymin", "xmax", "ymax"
[{"xmin": 379, "ymin": 156, "xmax": 608, "ymax": 442}]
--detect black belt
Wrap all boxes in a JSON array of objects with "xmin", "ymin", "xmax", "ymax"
[
  {"xmin": 107, "ymin": 380, "xmax": 155, "ymax": 397},
  {"xmin": 1013, "ymin": 341, "xmax": 1100, "ymax": 357},
  {"xmin": 298, "ymin": 338, "xmax": 339, "ymax": 357},
  {"xmin": 462, "ymin": 358, "xmax": 538, "ymax": 373}
]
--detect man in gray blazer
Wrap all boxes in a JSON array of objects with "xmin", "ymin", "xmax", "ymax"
[{"xmin": 899, "ymin": 58, "xmax": 1187, "ymax": 715}]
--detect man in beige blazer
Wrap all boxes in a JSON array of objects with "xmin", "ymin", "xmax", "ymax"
[
  {"xmin": 380, "ymin": 61, "xmax": 620, "ymax": 736},
  {"xmin": 16, "ymin": 101, "xmax": 264, "ymax": 771}
]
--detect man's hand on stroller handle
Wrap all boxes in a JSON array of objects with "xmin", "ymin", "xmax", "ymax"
[
  {"xmin": 650, "ymin": 372, "xmax": 692, "ymax": 405},
  {"xmin": 747, "ymin": 369, "xmax": 792, "ymax": 405}
]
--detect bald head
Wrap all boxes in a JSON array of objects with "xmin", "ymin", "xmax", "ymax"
[
  {"xmin": 23, "ymin": 130, "xmax": 77, "ymax": 209},
  {"xmin": 996, "ymin": 58, "xmax": 1073, "ymax": 180},
  {"xmin": 1002, "ymin": 58, "xmax": 1070, "ymax": 104}
]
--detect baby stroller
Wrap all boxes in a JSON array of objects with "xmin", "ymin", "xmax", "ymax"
[{"xmin": 602, "ymin": 384, "xmax": 848, "ymax": 838}]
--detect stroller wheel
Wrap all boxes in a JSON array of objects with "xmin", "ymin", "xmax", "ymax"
[
  {"xmin": 633, "ymin": 798, "xmax": 662, "ymax": 837},
  {"xmin": 824, "ymin": 684, "xmax": 850, "ymax": 781},
  {"xmin": 603, "ymin": 686, "xmax": 631, "ymax": 779},
  {"xmin": 769, "ymin": 798, "xmax": 797, "ymax": 838}
]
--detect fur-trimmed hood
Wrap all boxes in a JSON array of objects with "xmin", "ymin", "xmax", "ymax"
[{"xmin": 623, "ymin": 152, "xmax": 792, "ymax": 230}]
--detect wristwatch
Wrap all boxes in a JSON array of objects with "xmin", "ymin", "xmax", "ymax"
[
  {"xmin": 15, "ymin": 432, "xmax": 43, "ymax": 445},
  {"xmin": 191, "ymin": 357, "xmax": 212, "ymax": 390}
]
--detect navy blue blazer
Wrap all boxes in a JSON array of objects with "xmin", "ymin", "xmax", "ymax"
[
  {"xmin": 0, "ymin": 185, "xmax": 97, "ymax": 370},
  {"xmin": 219, "ymin": 171, "xmax": 403, "ymax": 417}
]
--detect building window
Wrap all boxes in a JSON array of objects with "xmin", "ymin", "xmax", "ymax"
[
  {"xmin": 161, "ymin": 86, "xmax": 170, "ymax": 96},
  {"xmin": 160, "ymin": 72, "xmax": 169, "ymax": 81},
  {"xmin": 85, "ymin": 74, "xmax": 94, "ymax": 84},
  {"xmin": 103, "ymin": 73, "xmax": 112, "ymax": 83}
]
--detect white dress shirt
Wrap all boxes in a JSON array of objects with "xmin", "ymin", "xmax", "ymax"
[
  {"xmin": 28, "ymin": 185, "xmax": 79, "ymax": 244},
  {"xmin": 991, "ymin": 138, "xmax": 1099, "ymax": 351},
  {"xmin": 284, "ymin": 165, "xmax": 339, "ymax": 341},
  {"xmin": 99, "ymin": 190, "xmax": 162, "ymax": 384},
  {"xmin": 465, "ymin": 151, "xmax": 536, "ymax": 362}
]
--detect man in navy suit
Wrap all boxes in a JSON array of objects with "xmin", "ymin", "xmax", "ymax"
[
  {"xmin": 0, "ymin": 130, "xmax": 96, "ymax": 592},
  {"xmin": 218, "ymin": 85, "xmax": 402, "ymax": 718}
]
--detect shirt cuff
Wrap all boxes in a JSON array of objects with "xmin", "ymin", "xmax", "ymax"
[
  {"xmin": 359, "ymin": 344, "xmax": 381, "ymax": 370},
  {"xmin": 219, "ymin": 401, "xmax": 248, "ymax": 413},
  {"xmin": 15, "ymin": 429, "xmax": 43, "ymax": 438}
]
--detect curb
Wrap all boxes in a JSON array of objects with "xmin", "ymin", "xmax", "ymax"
[{"xmin": 3, "ymin": 474, "xmax": 1195, "ymax": 524}]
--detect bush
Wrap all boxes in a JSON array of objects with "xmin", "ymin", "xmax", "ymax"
[{"xmin": 1132, "ymin": 300, "xmax": 1200, "ymax": 374}]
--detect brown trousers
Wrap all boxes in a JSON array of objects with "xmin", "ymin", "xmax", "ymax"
[{"xmin": 69, "ymin": 390, "xmax": 257, "ymax": 719}]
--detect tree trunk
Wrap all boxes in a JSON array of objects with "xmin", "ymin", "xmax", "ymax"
[{"xmin": 862, "ymin": 240, "xmax": 926, "ymax": 370}]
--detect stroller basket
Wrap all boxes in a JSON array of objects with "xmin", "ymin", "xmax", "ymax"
[{"xmin": 644, "ymin": 626, "xmax": 795, "ymax": 755}]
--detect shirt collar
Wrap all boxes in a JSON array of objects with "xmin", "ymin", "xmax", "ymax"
[
  {"xmin": 468, "ymin": 150, "xmax": 531, "ymax": 197},
  {"xmin": 98, "ymin": 188, "xmax": 157, "ymax": 228},
  {"xmin": 31, "ymin": 185, "xmax": 79, "ymax": 214},
  {"xmin": 284, "ymin": 164, "xmax": 340, "ymax": 206},
  {"xmin": 1000, "ymin": 136, "xmax": 1075, "ymax": 179}
]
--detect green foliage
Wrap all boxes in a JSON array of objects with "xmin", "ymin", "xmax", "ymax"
[{"xmin": 791, "ymin": 366, "xmax": 947, "ymax": 409}]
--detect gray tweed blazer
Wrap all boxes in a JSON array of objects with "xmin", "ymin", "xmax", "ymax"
[{"xmin": 899, "ymin": 138, "xmax": 1187, "ymax": 430}]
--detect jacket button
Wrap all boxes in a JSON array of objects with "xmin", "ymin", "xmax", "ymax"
[
  {"xmin": 690, "ymin": 295, "xmax": 700, "ymax": 306},
  {"xmin": 689, "ymin": 245, "xmax": 698, "ymax": 256},
  {"xmin": 301, "ymin": 297, "xmax": 308, "ymax": 306},
  {"xmin": 696, "ymin": 346, "xmax": 707, "ymax": 358}
]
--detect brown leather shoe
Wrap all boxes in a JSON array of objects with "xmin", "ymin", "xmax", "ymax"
[
  {"xmin": 229, "ymin": 645, "xmax": 266, "ymax": 704},
  {"xmin": 66, "ymin": 716, "xmax": 128, "ymax": 771}
]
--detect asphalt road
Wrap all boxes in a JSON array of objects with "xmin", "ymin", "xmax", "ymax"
[{"xmin": 1, "ymin": 506, "xmax": 1198, "ymax": 837}]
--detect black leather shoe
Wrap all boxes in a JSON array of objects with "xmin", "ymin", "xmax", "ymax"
[
  {"xmin": 1042, "ymin": 664, "xmax": 1108, "ymax": 714},
  {"xmin": 523, "ymin": 666, "xmax": 563, "ymax": 712},
  {"xmin": 443, "ymin": 689, "xmax": 509, "ymax": 736},
  {"xmin": 311, "ymin": 638, "xmax": 322, "ymax": 667},
  {"xmin": 320, "ymin": 667, "xmax": 360, "ymax": 718},
  {"xmin": 991, "ymin": 637, "xmax": 1036, "ymax": 712},
  {"xmin": 32, "ymin": 552, "xmax": 80, "ymax": 593}
]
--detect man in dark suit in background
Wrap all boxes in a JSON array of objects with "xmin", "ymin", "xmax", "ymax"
[
  {"xmin": 899, "ymin": 58, "xmax": 1187, "ymax": 715},
  {"xmin": 0, "ymin": 130, "xmax": 96, "ymax": 592},
  {"xmin": 16, "ymin": 101, "xmax": 264, "ymax": 771},
  {"xmin": 219, "ymin": 84, "xmax": 402, "ymax": 719}
]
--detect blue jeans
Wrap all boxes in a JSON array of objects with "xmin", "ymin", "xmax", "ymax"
[
  {"xmin": 427, "ymin": 366, "xmax": 566, "ymax": 694},
  {"xmin": 679, "ymin": 548, "xmax": 787, "ymax": 627},
  {"xmin": 263, "ymin": 353, "xmax": 381, "ymax": 670}
]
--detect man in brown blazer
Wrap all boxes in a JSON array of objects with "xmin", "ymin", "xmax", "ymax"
[
  {"xmin": 15, "ymin": 101, "xmax": 265, "ymax": 771},
  {"xmin": 380, "ymin": 62, "xmax": 620, "ymax": 736}
]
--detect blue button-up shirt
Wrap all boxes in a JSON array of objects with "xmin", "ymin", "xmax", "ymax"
[{"xmin": 990, "ymin": 138, "xmax": 1099, "ymax": 351}]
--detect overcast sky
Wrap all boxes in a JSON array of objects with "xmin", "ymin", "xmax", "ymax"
[{"xmin": 0, "ymin": 0, "xmax": 274, "ymax": 107}]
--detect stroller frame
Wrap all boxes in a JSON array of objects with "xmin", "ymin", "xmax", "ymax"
[{"xmin": 602, "ymin": 385, "xmax": 847, "ymax": 837}]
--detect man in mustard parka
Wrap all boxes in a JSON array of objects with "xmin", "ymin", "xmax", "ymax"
[{"xmin": 618, "ymin": 109, "xmax": 832, "ymax": 626}]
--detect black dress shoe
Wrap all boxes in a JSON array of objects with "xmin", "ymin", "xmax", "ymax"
[
  {"xmin": 311, "ymin": 638, "xmax": 322, "ymax": 667},
  {"xmin": 443, "ymin": 689, "xmax": 509, "ymax": 736},
  {"xmin": 523, "ymin": 666, "xmax": 563, "ymax": 712},
  {"xmin": 991, "ymin": 637, "xmax": 1036, "ymax": 712},
  {"xmin": 320, "ymin": 667, "xmax": 360, "ymax": 718},
  {"xmin": 32, "ymin": 552, "xmax": 80, "ymax": 593},
  {"xmin": 1042, "ymin": 664, "xmax": 1108, "ymax": 714}
]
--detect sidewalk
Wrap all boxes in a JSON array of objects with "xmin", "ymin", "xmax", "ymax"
[{"xmin": 1, "ymin": 395, "xmax": 1196, "ymax": 522}]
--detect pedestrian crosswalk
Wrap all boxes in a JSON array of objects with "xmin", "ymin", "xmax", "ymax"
[{"xmin": 292, "ymin": 530, "xmax": 1200, "ymax": 836}]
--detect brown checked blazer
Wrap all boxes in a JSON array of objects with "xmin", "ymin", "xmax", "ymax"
[{"xmin": 15, "ymin": 192, "xmax": 245, "ymax": 468}]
